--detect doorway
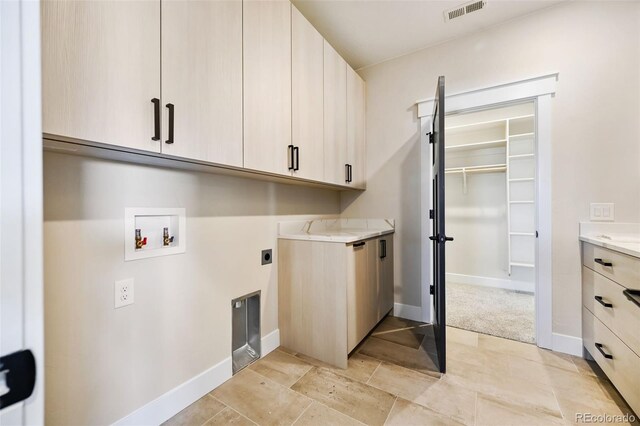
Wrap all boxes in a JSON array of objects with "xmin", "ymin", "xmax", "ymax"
[{"xmin": 444, "ymin": 102, "xmax": 536, "ymax": 343}]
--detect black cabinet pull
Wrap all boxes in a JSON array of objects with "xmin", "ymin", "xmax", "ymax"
[
  {"xmin": 594, "ymin": 296, "xmax": 613, "ymax": 308},
  {"xmin": 165, "ymin": 103, "xmax": 175, "ymax": 144},
  {"xmin": 345, "ymin": 164, "xmax": 350, "ymax": 183},
  {"xmin": 594, "ymin": 342, "xmax": 613, "ymax": 359},
  {"xmin": 349, "ymin": 164, "xmax": 353, "ymax": 183},
  {"xmin": 622, "ymin": 289, "xmax": 640, "ymax": 309},
  {"xmin": 594, "ymin": 258, "xmax": 613, "ymax": 267},
  {"xmin": 353, "ymin": 241, "xmax": 365, "ymax": 248},
  {"xmin": 380, "ymin": 239, "xmax": 387, "ymax": 259},
  {"xmin": 288, "ymin": 145, "xmax": 295, "ymax": 170},
  {"xmin": 294, "ymin": 146, "xmax": 299, "ymax": 171},
  {"xmin": 151, "ymin": 98, "xmax": 160, "ymax": 141}
]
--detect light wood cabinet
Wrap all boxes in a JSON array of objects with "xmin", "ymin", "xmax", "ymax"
[
  {"xmin": 243, "ymin": 0, "xmax": 292, "ymax": 175},
  {"xmin": 161, "ymin": 0, "xmax": 243, "ymax": 166},
  {"xmin": 347, "ymin": 67, "xmax": 366, "ymax": 189},
  {"xmin": 42, "ymin": 0, "xmax": 161, "ymax": 152},
  {"xmin": 291, "ymin": 6, "xmax": 324, "ymax": 181},
  {"xmin": 323, "ymin": 41, "xmax": 348, "ymax": 185},
  {"xmin": 279, "ymin": 234, "xmax": 394, "ymax": 368}
]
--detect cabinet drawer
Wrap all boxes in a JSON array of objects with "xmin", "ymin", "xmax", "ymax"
[
  {"xmin": 582, "ymin": 243, "xmax": 640, "ymax": 290},
  {"xmin": 583, "ymin": 266, "xmax": 640, "ymax": 356},
  {"xmin": 582, "ymin": 307, "xmax": 640, "ymax": 415}
]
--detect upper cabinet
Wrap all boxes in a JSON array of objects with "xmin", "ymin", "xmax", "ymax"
[
  {"xmin": 291, "ymin": 6, "xmax": 324, "ymax": 182},
  {"xmin": 41, "ymin": 0, "xmax": 161, "ymax": 152},
  {"xmin": 243, "ymin": 0, "xmax": 292, "ymax": 175},
  {"xmin": 323, "ymin": 41, "xmax": 348, "ymax": 186},
  {"xmin": 347, "ymin": 67, "xmax": 366, "ymax": 189},
  {"xmin": 161, "ymin": 0, "xmax": 243, "ymax": 166}
]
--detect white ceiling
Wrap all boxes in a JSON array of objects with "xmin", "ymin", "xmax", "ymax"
[{"xmin": 291, "ymin": 0, "xmax": 564, "ymax": 70}]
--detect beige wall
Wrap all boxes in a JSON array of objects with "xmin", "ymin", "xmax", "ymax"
[
  {"xmin": 341, "ymin": 1, "xmax": 640, "ymax": 337},
  {"xmin": 44, "ymin": 152, "xmax": 339, "ymax": 425}
]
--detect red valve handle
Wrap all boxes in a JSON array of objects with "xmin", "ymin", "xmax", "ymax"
[{"xmin": 142, "ymin": 237, "xmax": 147, "ymax": 246}]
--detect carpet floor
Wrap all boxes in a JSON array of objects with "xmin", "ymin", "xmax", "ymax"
[{"xmin": 446, "ymin": 281, "xmax": 535, "ymax": 343}]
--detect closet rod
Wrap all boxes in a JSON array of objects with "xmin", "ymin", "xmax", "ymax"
[{"xmin": 445, "ymin": 164, "xmax": 506, "ymax": 174}]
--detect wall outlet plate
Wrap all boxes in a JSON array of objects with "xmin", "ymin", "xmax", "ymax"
[
  {"xmin": 590, "ymin": 203, "xmax": 615, "ymax": 222},
  {"xmin": 115, "ymin": 278, "xmax": 134, "ymax": 309},
  {"xmin": 261, "ymin": 249, "xmax": 272, "ymax": 265}
]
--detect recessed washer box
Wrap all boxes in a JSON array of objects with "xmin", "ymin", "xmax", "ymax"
[{"xmin": 124, "ymin": 208, "xmax": 186, "ymax": 261}]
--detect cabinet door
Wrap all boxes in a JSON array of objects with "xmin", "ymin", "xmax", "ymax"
[
  {"xmin": 291, "ymin": 6, "xmax": 324, "ymax": 181},
  {"xmin": 41, "ymin": 1, "xmax": 161, "ymax": 152},
  {"xmin": 161, "ymin": 0, "xmax": 243, "ymax": 166},
  {"xmin": 243, "ymin": 0, "xmax": 292, "ymax": 175},
  {"xmin": 323, "ymin": 41, "xmax": 348, "ymax": 185},
  {"xmin": 347, "ymin": 67, "xmax": 366, "ymax": 189},
  {"xmin": 378, "ymin": 236, "xmax": 394, "ymax": 319},
  {"xmin": 347, "ymin": 240, "xmax": 379, "ymax": 352}
]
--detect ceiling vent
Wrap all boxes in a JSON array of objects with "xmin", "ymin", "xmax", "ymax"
[{"xmin": 444, "ymin": 0, "xmax": 487, "ymax": 22}]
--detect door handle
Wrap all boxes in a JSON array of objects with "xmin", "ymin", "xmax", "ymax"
[
  {"xmin": 429, "ymin": 235, "xmax": 454, "ymax": 243},
  {"xmin": 0, "ymin": 350, "xmax": 36, "ymax": 410},
  {"xmin": 151, "ymin": 98, "xmax": 160, "ymax": 141},
  {"xmin": 353, "ymin": 241, "xmax": 365, "ymax": 248},
  {"xmin": 594, "ymin": 258, "xmax": 613, "ymax": 267},
  {"xmin": 594, "ymin": 342, "xmax": 613, "ymax": 359},
  {"xmin": 165, "ymin": 103, "xmax": 175, "ymax": 144},
  {"xmin": 345, "ymin": 164, "xmax": 350, "ymax": 183},
  {"xmin": 622, "ymin": 289, "xmax": 640, "ymax": 309},
  {"xmin": 288, "ymin": 145, "xmax": 295, "ymax": 170},
  {"xmin": 380, "ymin": 239, "xmax": 387, "ymax": 259},
  {"xmin": 293, "ymin": 146, "xmax": 299, "ymax": 171},
  {"xmin": 594, "ymin": 295, "xmax": 613, "ymax": 308}
]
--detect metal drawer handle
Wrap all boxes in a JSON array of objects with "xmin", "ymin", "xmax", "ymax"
[
  {"xmin": 594, "ymin": 258, "xmax": 613, "ymax": 267},
  {"xmin": 594, "ymin": 342, "xmax": 613, "ymax": 359},
  {"xmin": 622, "ymin": 289, "xmax": 640, "ymax": 309},
  {"xmin": 353, "ymin": 242, "xmax": 365, "ymax": 248},
  {"xmin": 594, "ymin": 296, "xmax": 613, "ymax": 308}
]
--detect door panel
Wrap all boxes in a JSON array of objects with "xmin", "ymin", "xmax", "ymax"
[
  {"xmin": 323, "ymin": 41, "xmax": 347, "ymax": 185},
  {"xmin": 161, "ymin": 0, "xmax": 243, "ymax": 166},
  {"xmin": 347, "ymin": 67, "xmax": 366, "ymax": 188},
  {"xmin": 292, "ymin": 6, "xmax": 324, "ymax": 181},
  {"xmin": 347, "ymin": 240, "xmax": 378, "ymax": 352},
  {"xmin": 431, "ymin": 76, "xmax": 448, "ymax": 373},
  {"xmin": 41, "ymin": 0, "xmax": 161, "ymax": 152},
  {"xmin": 243, "ymin": 0, "xmax": 292, "ymax": 175}
]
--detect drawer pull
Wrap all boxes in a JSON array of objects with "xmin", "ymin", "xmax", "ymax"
[
  {"xmin": 353, "ymin": 242, "xmax": 365, "ymax": 248},
  {"xmin": 594, "ymin": 342, "xmax": 613, "ymax": 359},
  {"xmin": 594, "ymin": 295, "xmax": 613, "ymax": 308},
  {"xmin": 622, "ymin": 289, "xmax": 640, "ymax": 309},
  {"xmin": 594, "ymin": 258, "xmax": 613, "ymax": 267}
]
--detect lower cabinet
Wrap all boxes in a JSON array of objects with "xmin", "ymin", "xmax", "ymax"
[{"xmin": 278, "ymin": 234, "xmax": 394, "ymax": 368}]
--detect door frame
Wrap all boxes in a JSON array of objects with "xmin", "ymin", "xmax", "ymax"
[
  {"xmin": 418, "ymin": 73, "xmax": 557, "ymax": 350},
  {"xmin": 0, "ymin": 0, "xmax": 44, "ymax": 423}
]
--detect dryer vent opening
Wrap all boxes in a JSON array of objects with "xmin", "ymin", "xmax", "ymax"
[{"xmin": 232, "ymin": 291, "xmax": 261, "ymax": 374}]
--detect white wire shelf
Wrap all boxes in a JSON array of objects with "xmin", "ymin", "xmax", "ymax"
[{"xmin": 445, "ymin": 163, "xmax": 506, "ymax": 174}]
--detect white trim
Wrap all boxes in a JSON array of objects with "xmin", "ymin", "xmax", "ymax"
[
  {"xmin": 446, "ymin": 273, "xmax": 534, "ymax": 293},
  {"xmin": 551, "ymin": 333, "xmax": 583, "ymax": 357},
  {"xmin": 419, "ymin": 74, "xmax": 556, "ymax": 349},
  {"xmin": 416, "ymin": 73, "xmax": 558, "ymax": 119},
  {"xmin": 393, "ymin": 303, "xmax": 423, "ymax": 322},
  {"xmin": 113, "ymin": 329, "xmax": 280, "ymax": 426}
]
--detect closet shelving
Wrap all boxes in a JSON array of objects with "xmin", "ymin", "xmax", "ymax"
[{"xmin": 445, "ymin": 113, "xmax": 536, "ymax": 275}]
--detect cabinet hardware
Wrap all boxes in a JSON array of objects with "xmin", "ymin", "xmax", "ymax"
[
  {"xmin": 380, "ymin": 239, "xmax": 387, "ymax": 259},
  {"xmin": 429, "ymin": 234, "xmax": 454, "ymax": 243},
  {"xmin": 622, "ymin": 289, "xmax": 640, "ymax": 308},
  {"xmin": 594, "ymin": 258, "xmax": 613, "ymax": 267},
  {"xmin": 165, "ymin": 103, "xmax": 175, "ymax": 144},
  {"xmin": 0, "ymin": 350, "xmax": 36, "ymax": 410},
  {"xmin": 594, "ymin": 295, "xmax": 613, "ymax": 308},
  {"xmin": 594, "ymin": 342, "xmax": 613, "ymax": 359},
  {"xmin": 349, "ymin": 164, "xmax": 353, "ymax": 183},
  {"xmin": 293, "ymin": 146, "xmax": 299, "ymax": 171},
  {"xmin": 353, "ymin": 241, "xmax": 365, "ymax": 248},
  {"xmin": 288, "ymin": 145, "xmax": 295, "ymax": 170},
  {"xmin": 345, "ymin": 164, "xmax": 350, "ymax": 183},
  {"xmin": 151, "ymin": 98, "xmax": 160, "ymax": 141}
]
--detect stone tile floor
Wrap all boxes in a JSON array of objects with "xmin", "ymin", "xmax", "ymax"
[{"xmin": 164, "ymin": 316, "xmax": 638, "ymax": 426}]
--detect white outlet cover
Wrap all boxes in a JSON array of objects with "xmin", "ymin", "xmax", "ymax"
[
  {"xmin": 115, "ymin": 278, "xmax": 134, "ymax": 309},
  {"xmin": 590, "ymin": 203, "xmax": 615, "ymax": 222}
]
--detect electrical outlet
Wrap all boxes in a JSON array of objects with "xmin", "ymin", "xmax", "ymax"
[
  {"xmin": 590, "ymin": 203, "xmax": 615, "ymax": 222},
  {"xmin": 261, "ymin": 249, "xmax": 272, "ymax": 265},
  {"xmin": 115, "ymin": 278, "xmax": 134, "ymax": 309}
]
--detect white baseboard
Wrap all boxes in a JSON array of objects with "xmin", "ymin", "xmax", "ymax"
[
  {"xmin": 113, "ymin": 328, "xmax": 280, "ymax": 426},
  {"xmin": 393, "ymin": 303, "xmax": 422, "ymax": 322},
  {"xmin": 446, "ymin": 272, "xmax": 535, "ymax": 293},
  {"xmin": 551, "ymin": 332, "xmax": 583, "ymax": 357}
]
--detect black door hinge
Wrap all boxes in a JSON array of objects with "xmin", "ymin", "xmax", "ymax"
[
  {"xmin": 427, "ymin": 132, "xmax": 435, "ymax": 144},
  {"xmin": 429, "ymin": 209, "xmax": 434, "ymax": 219},
  {"xmin": 430, "ymin": 285, "xmax": 435, "ymax": 295},
  {"xmin": 0, "ymin": 349, "xmax": 36, "ymax": 410},
  {"xmin": 536, "ymin": 231, "xmax": 539, "ymax": 238}
]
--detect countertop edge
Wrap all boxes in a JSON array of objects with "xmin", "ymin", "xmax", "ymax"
[
  {"xmin": 278, "ymin": 229, "xmax": 395, "ymax": 244},
  {"xmin": 579, "ymin": 236, "xmax": 640, "ymax": 259}
]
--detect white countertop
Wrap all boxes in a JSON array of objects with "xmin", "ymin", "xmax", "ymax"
[
  {"xmin": 579, "ymin": 222, "xmax": 640, "ymax": 258},
  {"xmin": 278, "ymin": 218, "xmax": 395, "ymax": 243}
]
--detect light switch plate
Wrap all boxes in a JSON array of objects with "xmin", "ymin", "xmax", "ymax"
[
  {"xmin": 115, "ymin": 278, "xmax": 134, "ymax": 308},
  {"xmin": 590, "ymin": 203, "xmax": 615, "ymax": 222}
]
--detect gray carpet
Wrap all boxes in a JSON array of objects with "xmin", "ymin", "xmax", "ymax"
[{"xmin": 446, "ymin": 281, "xmax": 535, "ymax": 343}]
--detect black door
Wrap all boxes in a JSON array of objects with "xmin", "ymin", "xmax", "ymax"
[{"xmin": 430, "ymin": 76, "xmax": 452, "ymax": 373}]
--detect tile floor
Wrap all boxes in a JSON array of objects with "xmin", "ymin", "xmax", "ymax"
[{"xmin": 164, "ymin": 316, "xmax": 638, "ymax": 426}]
